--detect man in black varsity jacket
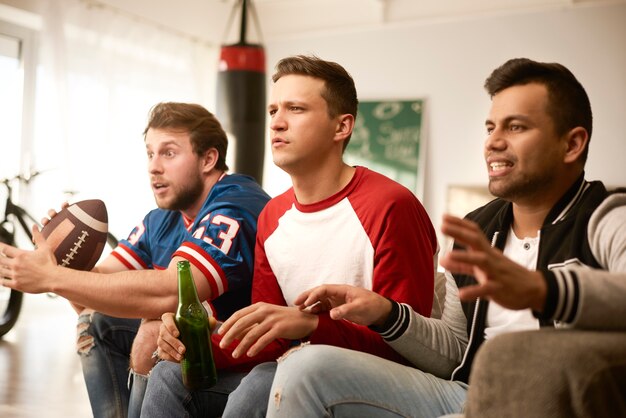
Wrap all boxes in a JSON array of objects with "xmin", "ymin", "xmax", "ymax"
[{"xmin": 252, "ymin": 58, "xmax": 626, "ymax": 418}]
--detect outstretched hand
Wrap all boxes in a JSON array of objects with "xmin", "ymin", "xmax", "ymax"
[
  {"xmin": 440, "ymin": 214, "xmax": 546, "ymax": 311},
  {"xmin": 295, "ymin": 284, "xmax": 392, "ymax": 327},
  {"xmin": 0, "ymin": 226, "xmax": 58, "ymax": 293}
]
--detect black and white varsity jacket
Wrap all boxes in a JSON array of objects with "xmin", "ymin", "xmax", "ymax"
[{"xmin": 375, "ymin": 174, "xmax": 626, "ymax": 384}]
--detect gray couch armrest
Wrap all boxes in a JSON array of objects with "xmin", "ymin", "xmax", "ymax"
[{"xmin": 465, "ymin": 329, "xmax": 626, "ymax": 418}]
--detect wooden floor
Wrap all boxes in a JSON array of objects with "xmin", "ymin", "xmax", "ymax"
[{"xmin": 0, "ymin": 293, "xmax": 92, "ymax": 417}]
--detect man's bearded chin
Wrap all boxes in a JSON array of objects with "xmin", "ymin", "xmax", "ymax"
[{"xmin": 159, "ymin": 177, "xmax": 204, "ymax": 212}]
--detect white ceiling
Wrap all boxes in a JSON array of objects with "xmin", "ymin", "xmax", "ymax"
[{"xmin": 94, "ymin": 0, "xmax": 611, "ymax": 45}]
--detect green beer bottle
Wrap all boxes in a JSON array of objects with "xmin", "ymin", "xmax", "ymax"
[{"xmin": 175, "ymin": 260, "xmax": 218, "ymax": 390}]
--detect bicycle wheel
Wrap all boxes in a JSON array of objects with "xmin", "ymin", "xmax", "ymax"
[{"xmin": 0, "ymin": 227, "xmax": 23, "ymax": 338}]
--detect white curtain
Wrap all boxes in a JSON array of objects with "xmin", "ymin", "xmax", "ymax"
[{"xmin": 28, "ymin": 0, "xmax": 219, "ymax": 239}]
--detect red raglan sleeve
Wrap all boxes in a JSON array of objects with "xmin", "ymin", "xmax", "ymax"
[{"xmin": 308, "ymin": 177, "xmax": 437, "ymax": 363}]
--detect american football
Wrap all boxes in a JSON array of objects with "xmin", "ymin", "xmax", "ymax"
[{"xmin": 41, "ymin": 199, "xmax": 109, "ymax": 271}]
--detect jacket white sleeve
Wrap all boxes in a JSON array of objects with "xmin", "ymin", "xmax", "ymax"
[{"xmin": 543, "ymin": 193, "xmax": 626, "ymax": 330}]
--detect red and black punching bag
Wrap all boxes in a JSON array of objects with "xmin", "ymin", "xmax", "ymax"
[{"xmin": 217, "ymin": 0, "xmax": 266, "ymax": 184}]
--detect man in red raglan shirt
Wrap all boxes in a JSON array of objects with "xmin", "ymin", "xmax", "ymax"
[{"xmin": 141, "ymin": 55, "xmax": 438, "ymax": 418}]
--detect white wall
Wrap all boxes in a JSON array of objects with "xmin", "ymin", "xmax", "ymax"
[
  {"xmin": 2, "ymin": 1, "xmax": 624, "ymax": 249},
  {"xmin": 261, "ymin": 2, "xmax": 626, "ymax": 247}
]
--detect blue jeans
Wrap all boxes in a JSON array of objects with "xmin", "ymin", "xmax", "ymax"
[
  {"xmin": 77, "ymin": 311, "xmax": 140, "ymax": 418},
  {"xmin": 128, "ymin": 370, "xmax": 149, "ymax": 418},
  {"xmin": 266, "ymin": 345, "xmax": 468, "ymax": 418},
  {"xmin": 140, "ymin": 359, "xmax": 248, "ymax": 418},
  {"xmin": 222, "ymin": 362, "xmax": 278, "ymax": 418}
]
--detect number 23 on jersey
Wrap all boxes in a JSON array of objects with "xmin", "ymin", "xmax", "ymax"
[{"xmin": 192, "ymin": 213, "xmax": 240, "ymax": 255}]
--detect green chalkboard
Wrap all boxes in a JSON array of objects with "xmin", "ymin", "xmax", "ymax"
[{"xmin": 345, "ymin": 99, "xmax": 424, "ymax": 197}]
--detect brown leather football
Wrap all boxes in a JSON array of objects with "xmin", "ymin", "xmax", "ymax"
[{"xmin": 41, "ymin": 199, "xmax": 108, "ymax": 271}]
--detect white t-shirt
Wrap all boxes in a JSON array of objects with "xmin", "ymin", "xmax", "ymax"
[{"xmin": 484, "ymin": 227, "xmax": 541, "ymax": 340}]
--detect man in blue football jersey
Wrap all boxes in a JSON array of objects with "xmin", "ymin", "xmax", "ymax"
[{"xmin": 1, "ymin": 102, "xmax": 270, "ymax": 418}]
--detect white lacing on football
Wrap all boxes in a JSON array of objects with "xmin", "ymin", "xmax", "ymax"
[{"xmin": 61, "ymin": 230, "xmax": 89, "ymax": 267}]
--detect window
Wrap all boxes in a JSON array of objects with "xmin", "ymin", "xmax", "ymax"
[{"xmin": 0, "ymin": 21, "xmax": 36, "ymax": 180}]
